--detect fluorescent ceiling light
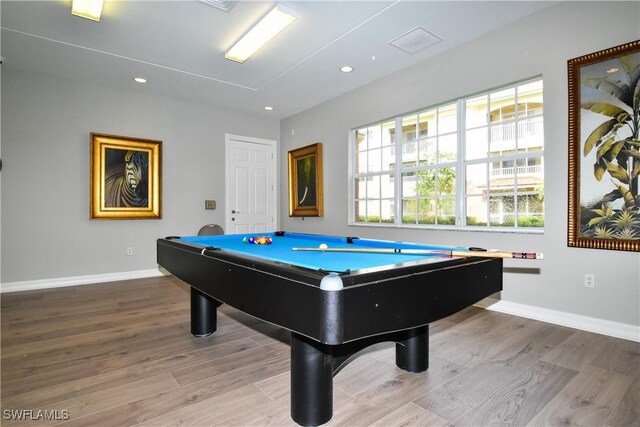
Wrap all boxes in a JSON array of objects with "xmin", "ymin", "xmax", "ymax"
[
  {"xmin": 340, "ymin": 65, "xmax": 354, "ymax": 73},
  {"xmin": 72, "ymin": 0, "xmax": 104, "ymax": 22},
  {"xmin": 225, "ymin": 5, "xmax": 296, "ymax": 63}
]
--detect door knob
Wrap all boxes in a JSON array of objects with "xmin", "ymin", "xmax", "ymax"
[{"xmin": 232, "ymin": 209, "xmax": 240, "ymax": 214}]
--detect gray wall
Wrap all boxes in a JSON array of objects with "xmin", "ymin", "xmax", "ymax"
[
  {"xmin": 2, "ymin": 70, "xmax": 279, "ymax": 283},
  {"xmin": 280, "ymin": 2, "xmax": 640, "ymax": 327}
]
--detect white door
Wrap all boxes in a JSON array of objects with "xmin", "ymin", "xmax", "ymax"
[{"xmin": 225, "ymin": 134, "xmax": 277, "ymax": 234}]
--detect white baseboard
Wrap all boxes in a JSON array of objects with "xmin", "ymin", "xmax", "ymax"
[
  {"xmin": 0, "ymin": 269, "xmax": 169, "ymax": 293},
  {"xmin": 476, "ymin": 298, "xmax": 639, "ymax": 342}
]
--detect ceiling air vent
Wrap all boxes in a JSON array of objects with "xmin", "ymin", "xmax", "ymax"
[
  {"xmin": 388, "ymin": 27, "xmax": 442, "ymax": 55},
  {"xmin": 199, "ymin": 0, "xmax": 237, "ymax": 13}
]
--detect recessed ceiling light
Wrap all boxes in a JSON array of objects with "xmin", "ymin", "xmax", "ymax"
[
  {"xmin": 71, "ymin": 0, "xmax": 104, "ymax": 22},
  {"xmin": 340, "ymin": 65, "xmax": 354, "ymax": 73},
  {"xmin": 225, "ymin": 5, "xmax": 297, "ymax": 63},
  {"xmin": 606, "ymin": 67, "xmax": 619, "ymax": 73},
  {"xmin": 134, "ymin": 77, "xmax": 147, "ymax": 83},
  {"xmin": 264, "ymin": 106, "xmax": 274, "ymax": 111}
]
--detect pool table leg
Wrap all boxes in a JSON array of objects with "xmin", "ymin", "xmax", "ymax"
[
  {"xmin": 290, "ymin": 332, "xmax": 333, "ymax": 426},
  {"xmin": 395, "ymin": 325, "xmax": 428, "ymax": 372},
  {"xmin": 190, "ymin": 287, "xmax": 217, "ymax": 337}
]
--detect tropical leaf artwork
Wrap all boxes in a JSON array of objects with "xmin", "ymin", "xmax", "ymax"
[{"xmin": 580, "ymin": 49, "xmax": 640, "ymax": 240}]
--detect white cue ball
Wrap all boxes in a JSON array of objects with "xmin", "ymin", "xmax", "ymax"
[{"xmin": 319, "ymin": 243, "xmax": 328, "ymax": 249}]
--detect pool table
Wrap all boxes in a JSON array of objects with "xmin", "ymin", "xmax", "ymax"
[{"xmin": 157, "ymin": 231, "xmax": 502, "ymax": 426}]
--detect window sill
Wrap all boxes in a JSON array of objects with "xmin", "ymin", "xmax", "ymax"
[{"xmin": 348, "ymin": 222, "xmax": 544, "ymax": 235}]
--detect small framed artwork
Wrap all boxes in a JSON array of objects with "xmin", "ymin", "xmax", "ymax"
[
  {"xmin": 288, "ymin": 143, "xmax": 323, "ymax": 217},
  {"xmin": 568, "ymin": 40, "xmax": 640, "ymax": 251},
  {"xmin": 90, "ymin": 133, "xmax": 162, "ymax": 219}
]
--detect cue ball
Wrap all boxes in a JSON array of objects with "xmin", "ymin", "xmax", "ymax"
[{"xmin": 319, "ymin": 243, "xmax": 328, "ymax": 249}]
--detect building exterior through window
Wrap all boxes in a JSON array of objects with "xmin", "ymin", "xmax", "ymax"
[{"xmin": 353, "ymin": 78, "xmax": 544, "ymax": 229}]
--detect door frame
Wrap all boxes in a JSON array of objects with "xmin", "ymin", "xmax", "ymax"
[{"xmin": 224, "ymin": 134, "xmax": 278, "ymax": 233}]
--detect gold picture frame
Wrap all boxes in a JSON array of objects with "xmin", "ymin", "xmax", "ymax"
[
  {"xmin": 288, "ymin": 143, "xmax": 323, "ymax": 217},
  {"xmin": 90, "ymin": 133, "xmax": 162, "ymax": 220},
  {"xmin": 568, "ymin": 40, "xmax": 640, "ymax": 251}
]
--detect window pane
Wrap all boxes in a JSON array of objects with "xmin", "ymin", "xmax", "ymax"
[
  {"xmin": 357, "ymin": 151, "xmax": 367, "ymax": 173},
  {"xmin": 355, "ymin": 177, "xmax": 366, "ymax": 199},
  {"xmin": 438, "ymin": 104, "xmax": 457, "ymax": 134},
  {"xmin": 466, "ymin": 164, "xmax": 487, "ymax": 196},
  {"xmin": 466, "ymin": 196, "xmax": 487, "ymax": 226},
  {"xmin": 490, "ymin": 88, "xmax": 516, "ymax": 123},
  {"xmin": 356, "ymin": 129, "xmax": 367, "ymax": 152},
  {"xmin": 418, "ymin": 138, "xmax": 436, "ymax": 165},
  {"xmin": 439, "ymin": 133, "xmax": 457, "ymax": 163},
  {"xmin": 402, "ymin": 199, "xmax": 417, "ymax": 224},
  {"xmin": 438, "ymin": 197, "xmax": 456, "ymax": 224},
  {"xmin": 415, "ymin": 169, "xmax": 436, "ymax": 197},
  {"xmin": 402, "ymin": 141, "xmax": 417, "ymax": 167},
  {"xmin": 368, "ymin": 149, "xmax": 382, "ymax": 173},
  {"xmin": 367, "ymin": 175, "xmax": 380, "ymax": 198},
  {"xmin": 381, "ymin": 174, "xmax": 394, "ymax": 199},
  {"xmin": 518, "ymin": 80, "xmax": 543, "ymax": 116},
  {"xmin": 402, "ymin": 115, "xmax": 417, "ymax": 143},
  {"xmin": 466, "ymin": 95, "xmax": 488, "ymax": 128},
  {"xmin": 382, "ymin": 121, "xmax": 396, "ymax": 146},
  {"xmin": 381, "ymin": 199, "xmax": 394, "ymax": 223},
  {"xmin": 517, "ymin": 194, "xmax": 544, "ymax": 227},
  {"xmin": 402, "ymin": 172, "xmax": 417, "ymax": 198},
  {"xmin": 382, "ymin": 146, "xmax": 395, "ymax": 172},
  {"xmin": 417, "ymin": 198, "xmax": 435, "ymax": 224},
  {"xmin": 355, "ymin": 200, "xmax": 364, "ymax": 222},
  {"xmin": 518, "ymin": 117, "xmax": 544, "ymax": 151},
  {"xmin": 490, "ymin": 195, "xmax": 515, "ymax": 226},
  {"xmin": 418, "ymin": 109, "xmax": 437, "ymax": 137},
  {"xmin": 368, "ymin": 125, "xmax": 381, "ymax": 149},
  {"xmin": 466, "ymin": 128, "xmax": 488, "ymax": 160},
  {"xmin": 490, "ymin": 122, "xmax": 517, "ymax": 153},
  {"xmin": 366, "ymin": 200, "xmax": 380, "ymax": 222},
  {"xmin": 437, "ymin": 167, "xmax": 456, "ymax": 195}
]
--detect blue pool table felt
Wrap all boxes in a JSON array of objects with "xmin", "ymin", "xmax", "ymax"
[{"xmin": 179, "ymin": 233, "xmax": 465, "ymax": 273}]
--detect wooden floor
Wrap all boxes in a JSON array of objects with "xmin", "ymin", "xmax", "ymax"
[{"xmin": 1, "ymin": 276, "xmax": 638, "ymax": 427}]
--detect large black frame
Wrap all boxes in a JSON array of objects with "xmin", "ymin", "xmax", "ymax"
[{"xmin": 157, "ymin": 234, "xmax": 502, "ymax": 426}]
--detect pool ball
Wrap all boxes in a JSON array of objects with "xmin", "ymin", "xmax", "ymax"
[
  {"xmin": 242, "ymin": 237, "xmax": 249, "ymax": 244},
  {"xmin": 265, "ymin": 237, "xmax": 272, "ymax": 244},
  {"xmin": 259, "ymin": 236, "xmax": 266, "ymax": 245},
  {"xmin": 319, "ymin": 243, "xmax": 328, "ymax": 249},
  {"xmin": 248, "ymin": 237, "xmax": 255, "ymax": 244}
]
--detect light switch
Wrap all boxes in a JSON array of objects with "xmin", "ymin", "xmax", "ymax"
[{"xmin": 205, "ymin": 200, "xmax": 216, "ymax": 210}]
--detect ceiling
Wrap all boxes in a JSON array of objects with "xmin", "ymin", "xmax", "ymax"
[{"xmin": 1, "ymin": 1, "xmax": 556, "ymax": 119}]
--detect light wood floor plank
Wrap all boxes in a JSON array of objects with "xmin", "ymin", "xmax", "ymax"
[
  {"xmin": 526, "ymin": 365, "xmax": 636, "ymax": 426},
  {"xmin": 451, "ymin": 361, "xmax": 577, "ymax": 426},
  {"xmin": 606, "ymin": 373, "xmax": 639, "ymax": 427},
  {"xmin": 59, "ymin": 355, "xmax": 290, "ymax": 426},
  {"xmin": 370, "ymin": 402, "xmax": 449, "ymax": 427}
]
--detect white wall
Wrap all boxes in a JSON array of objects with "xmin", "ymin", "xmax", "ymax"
[
  {"xmin": 1, "ymin": 70, "xmax": 279, "ymax": 284},
  {"xmin": 280, "ymin": 2, "xmax": 640, "ymax": 328}
]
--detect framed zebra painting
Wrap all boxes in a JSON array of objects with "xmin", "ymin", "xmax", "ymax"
[{"xmin": 90, "ymin": 133, "xmax": 162, "ymax": 219}]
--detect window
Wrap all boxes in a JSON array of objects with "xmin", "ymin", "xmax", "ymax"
[{"xmin": 352, "ymin": 78, "xmax": 544, "ymax": 229}]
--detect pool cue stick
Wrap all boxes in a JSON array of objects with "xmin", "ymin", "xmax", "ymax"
[{"xmin": 291, "ymin": 247, "xmax": 543, "ymax": 260}]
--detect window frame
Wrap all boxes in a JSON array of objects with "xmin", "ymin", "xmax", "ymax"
[{"xmin": 349, "ymin": 76, "xmax": 544, "ymax": 233}]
